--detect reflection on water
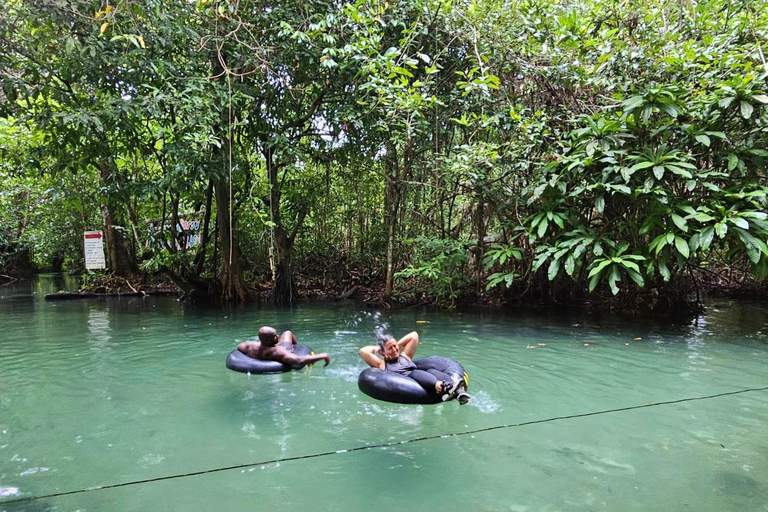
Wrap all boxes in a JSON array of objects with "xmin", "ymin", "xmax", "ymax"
[{"xmin": 0, "ymin": 275, "xmax": 766, "ymax": 512}]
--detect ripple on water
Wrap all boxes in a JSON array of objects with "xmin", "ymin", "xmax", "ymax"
[{"xmin": 0, "ymin": 486, "xmax": 20, "ymax": 497}]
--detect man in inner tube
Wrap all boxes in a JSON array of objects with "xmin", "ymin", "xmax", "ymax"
[
  {"xmin": 237, "ymin": 326, "xmax": 330, "ymax": 369},
  {"xmin": 359, "ymin": 331, "xmax": 470, "ymax": 404}
]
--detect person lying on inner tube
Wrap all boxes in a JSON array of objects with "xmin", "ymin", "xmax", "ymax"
[
  {"xmin": 238, "ymin": 326, "xmax": 330, "ymax": 369},
  {"xmin": 359, "ymin": 331, "xmax": 470, "ymax": 404}
]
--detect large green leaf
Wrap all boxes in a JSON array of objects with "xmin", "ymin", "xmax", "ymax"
[
  {"xmin": 671, "ymin": 213, "xmax": 688, "ymax": 232},
  {"xmin": 740, "ymin": 101, "xmax": 754, "ymax": 119},
  {"xmin": 674, "ymin": 236, "xmax": 689, "ymax": 258}
]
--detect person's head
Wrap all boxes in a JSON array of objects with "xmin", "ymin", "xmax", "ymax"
[
  {"xmin": 258, "ymin": 326, "xmax": 279, "ymax": 346},
  {"xmin": 377, "ymin": 334, "xmax": 399, "ymax": 362}
]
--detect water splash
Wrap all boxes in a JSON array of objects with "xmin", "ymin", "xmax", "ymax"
[{"xmin": 469, "ymin": 390, "xmax": 501, "ymax": 414}]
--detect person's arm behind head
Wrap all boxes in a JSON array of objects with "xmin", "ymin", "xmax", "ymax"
[
  {"xmin": 398, "ymin": 332, "xmax": 419, "ymax": 359},
  {"xmin": 359, "ymin": 346, "xmax": 385, "ymax": 369}
]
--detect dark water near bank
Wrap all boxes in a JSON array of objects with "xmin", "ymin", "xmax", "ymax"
[{"xmin": 1, "ymin": 275, "xmax": 767, "ymax": 511}]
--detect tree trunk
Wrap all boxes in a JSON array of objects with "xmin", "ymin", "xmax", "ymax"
[
  {"xmin": 383, "ymin": 172, "xmax": 400, "ymax": 301},
  {"xmin": 97, "ymin": 164, "xmax": 134, "ymax": 276},
  {"xmin": 266, "ymin": 147, "xmax": 305, "ymax": 305},
  {"xmin": 193, "ymin": 179, "xmax": 215, "ymax": 275},
  {"xmin": 101, "ymin": 203, "xmax": 133, "ymax": 276},
  {"xmin": 475, "ymin": 187, "xmax": 485, "ymax": 297},
  {"xmin": 271, "ymin": 226, "xmax": 297, "ymax": 305},
  {"xmin": 214, "ymin": 177, "xmax": 247, "ymax": 301}
]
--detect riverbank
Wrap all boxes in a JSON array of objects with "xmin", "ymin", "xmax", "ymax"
[{"xmin": 22, "ymin": 264, "xmax": 761, "ymax": 320}]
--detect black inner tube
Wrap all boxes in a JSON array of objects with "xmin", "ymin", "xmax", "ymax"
[
  {"xmin": 358, "ymin": 356, "xmax": 467, "ymax": 405},
  {"xmin": 225, "ymin": 344, "xmax": 314, "ymax": 374}
]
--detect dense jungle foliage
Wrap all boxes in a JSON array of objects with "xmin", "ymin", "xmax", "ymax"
[{"xmin": 1, "ymin": 0, "xmax": 766, "ymax": 311}]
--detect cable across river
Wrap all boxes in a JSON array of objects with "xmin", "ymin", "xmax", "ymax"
[{"xmin": 3, "ymin": 385, "xmax": 767, "ymax": 506}]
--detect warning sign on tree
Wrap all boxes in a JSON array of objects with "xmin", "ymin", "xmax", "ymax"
[{"xmin": 84, "ymin": 231, "xmax": 106, "ymax": 270}]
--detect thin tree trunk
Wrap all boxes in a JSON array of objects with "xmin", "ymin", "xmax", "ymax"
[
  {"xmin": 475, "ymin": 187, "xmax": 485, "ymax": 297},
  {"xmin": 194, "ymin": 179, "xmax": 215, "ymax": 275},
  {"xmin": 383, "ymin": 172, "xmax": 400, "ymax": 300},
  {"xmin": 272, "ymin": 226, "xmax": 297, "ymax": 305},
  {"xmin": 214, "ymin": 177, "xmax": 246, "ymax": 301}
]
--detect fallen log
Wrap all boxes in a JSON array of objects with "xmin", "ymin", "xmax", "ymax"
[
  {"xmin": 45, "ymin": 290, "xmax": 178, "ymax": 301},
  {"xmin": 335, "ymin": 285, "xmax": 358, "ymax": 301}
]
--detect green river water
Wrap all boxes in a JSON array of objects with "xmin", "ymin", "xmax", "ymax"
[{"xmin": 1, "ymin": 275, "xmax": 767, "ymax": 511}]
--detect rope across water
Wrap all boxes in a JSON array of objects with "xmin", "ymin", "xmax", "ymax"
[{"xmin": 3, "ymin": 385, "xmax": 767, "ymax": 505}]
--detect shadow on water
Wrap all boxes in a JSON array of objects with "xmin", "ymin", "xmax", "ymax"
[{"xmin": 1, "ymin": 499, "xmax": 55, "ymax": 512}]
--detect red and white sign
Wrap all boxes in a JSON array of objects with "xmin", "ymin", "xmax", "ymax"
[{"xmin": 83, "ymin": 231, "xmax": 106, "ymax": 270}]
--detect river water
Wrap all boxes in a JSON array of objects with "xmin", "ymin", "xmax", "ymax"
[{"xmin": 1, "ymin": 275, "xmax": 767, "ymax": 511}]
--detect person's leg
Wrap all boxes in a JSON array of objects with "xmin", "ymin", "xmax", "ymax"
[
  {"xmin": 425, "ymin": 369, "xmax": 454, "ymax": 383},
  {"xmin": 410, "ymin": 370, "xmax": 457, "ymax": 397},
  {"xmin": 425, "ymin": 369, "xmax": 470, "ymax": 403},
  {"xmin": 424, "ymin": 369, "xmax": 471, "ymax": 404},
  {"xmin": 279, "ymin": 331, "xmax": 297, "ymax": 345},
  {"xmin": 409, "ymin": 369, "xmax": 440, "ymax": 393}
]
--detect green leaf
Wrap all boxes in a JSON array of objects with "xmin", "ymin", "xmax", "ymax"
[
  {"xmin": 727, "ymin": 153, "xmax": 738, "ymax": 171},
  {"xmin": 666, "ymin": 165, "xmax": 692, "ymax": 178},
  {"xmin": 679, "ymin": 206, "xmax": 697, "ymax": 216},
  {"xmin": 653, "ymin": 166, "xmax": 665, "ymax": 180},
  {"xmin": 728, "ymin": 217, "xmax": 749, "ymax": 230},
  {"xmin": 595, "ymin": 196, "xmax": 605, "ymax": 214},
  {"xmin": 627, "ymin": 269, "xmax": 645, "ymax": 287},
  {"xmin": 715, "ymin": 222, "xmax": 728, "ymax": 238},
  {"xmin": 674, "ymin": 236, "xmax": 690, "ymax": 258},
  {"xmin": 740, "ymin": 101, "xmax": 754, "ymax": 119},
  {"xmin": 620, "ymin": 260, "xmax": 641, "ymax": 273},
  {"xmin": 611, "ymin": 184, "xmax": 631, "ymax": 195},
  {"xmin": 648, "ymin": 232, "xmax": 666, "ymax": 253},
  {"xmin": 671, "ymin": 214, "xmax": 688, "ymax": 232},
  {"xmin": 695, "ymin": 134, "xmax": 711, "ymax": 147},
  {"xmin": 630, "ymin": 161, "xmax": 655, "ymax": 172},
  {"xmin": 607, "ymin": 266, "xmax": 621, "ymax": 295},
  {"xmin": 753, "ymin": 94, "xmax": 768, "ymax": 104},
  {"xmin": 658, "ymin": 261, "xmax": 671, "ymax": 282},
  {"xmin": 593, "ymin": 242, "xmax": 604, "ymax": 257},
  {"xmin": 548, "ymin": 258, "xmax": 561, "ymax": 281},
  {"xmin": 538, "ymin": 218, "xmax": 549, "ymax": 238},
  {"xmin": 735, "ymin": 229, "xmax": 768, "ymax": 264},
  {"xmin": 588, "ymin": 272, "xmax": 601, "ymax": 292},
  {"xmin": 588, "ymin": 259, "xmax": 612, "ymax": 278},
  {"xmin": 688, "ymin": 233, "xmax": 700, "ymax": 253},
  {"xmin": 699, "ymin": 227, "xmax": 715, "ymax": 251},
  {"xmin": 622, "ymin": 95, "xmax": 645, "ymax": 111},
  {"xmin": 565, "ymin": 254, "xmax": 575, "ymax": 276},
  {"xmin": 718, "ymin": 96, "xmax": 735, "ymax": 109}
]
